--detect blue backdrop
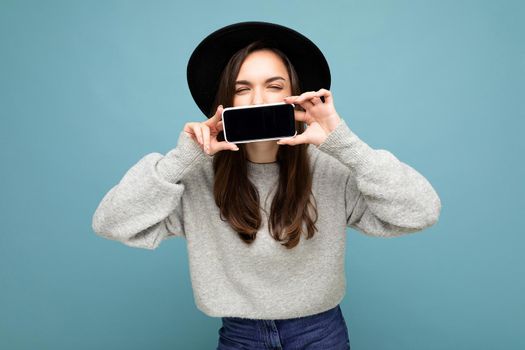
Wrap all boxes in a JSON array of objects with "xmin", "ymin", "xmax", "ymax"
[{"xmin": 1, "ymin": 0, "xmax": 523, "ymax": 349}]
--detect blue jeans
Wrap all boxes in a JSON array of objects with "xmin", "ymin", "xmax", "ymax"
[{"xmin": 216, "ymin": 304, "xmax": 350, "ymax": 350}]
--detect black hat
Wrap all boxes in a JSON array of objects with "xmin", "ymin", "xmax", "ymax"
[{"xmin": 186, "ymin": 21, "xmax": 331, "ymax": 118}]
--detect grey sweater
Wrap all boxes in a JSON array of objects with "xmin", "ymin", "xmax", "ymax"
[{"xmin": 91, "ymin": 118, "xmax": 441, "ymax": 320}]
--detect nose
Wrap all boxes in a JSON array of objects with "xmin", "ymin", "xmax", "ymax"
[{"xmin": 251, "ymin": 88, "xmax": 264, "ymax": 105}]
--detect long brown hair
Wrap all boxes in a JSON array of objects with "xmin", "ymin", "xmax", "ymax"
[{"xmin": 209, "ymin": 40, "xmax": 318, "ymax": 249}]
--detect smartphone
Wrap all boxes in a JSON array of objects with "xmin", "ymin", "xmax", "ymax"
[{"xmin": 221, "ymin": 102, "xmax": 297, "ymax": 144}]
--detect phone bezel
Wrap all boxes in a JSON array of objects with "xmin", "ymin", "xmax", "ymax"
[{"xmin": 221, "ymin": 102, "xmax": 297, "ymax": 144}]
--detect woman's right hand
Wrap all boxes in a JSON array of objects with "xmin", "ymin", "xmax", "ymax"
[{"xmin": 183, "ymin": 104, "xmax": 239, "ymax": 155}]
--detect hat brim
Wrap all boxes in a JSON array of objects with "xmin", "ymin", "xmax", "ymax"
[{"xmin": 187, "ymin": 21, "xmax": 331, "ymax": 117}]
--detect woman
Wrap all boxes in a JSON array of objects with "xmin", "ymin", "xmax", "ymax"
[{"xmin": 92, "ymin": 22, "xmax": 441, "ymax": 350}]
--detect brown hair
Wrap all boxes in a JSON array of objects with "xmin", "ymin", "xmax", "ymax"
[{"xmin": 209, "ymin": 40, "xmax": 318, "ymax": 249}]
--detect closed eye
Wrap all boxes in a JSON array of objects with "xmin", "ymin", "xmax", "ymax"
[{"xmin": 235, "ymin": 86, "xmax": 283, "ymax": 93}]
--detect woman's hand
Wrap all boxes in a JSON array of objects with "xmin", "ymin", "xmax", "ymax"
[
  {"xmin": 278, "ymin": 89, "xmax": 342, "ymax": 146},
  {"xmin": 183, "ymin": 105, "xmax": 239, "ymax": 155}
]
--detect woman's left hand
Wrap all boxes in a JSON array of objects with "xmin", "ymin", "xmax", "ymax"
[{"xmin": 278, "ymin": 89, "xmax": 342, "ymax": 146}]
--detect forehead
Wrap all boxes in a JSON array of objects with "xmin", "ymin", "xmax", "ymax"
[{"xmin": 236, "ymin": 50, "xmax": 288, "ymax": 79}]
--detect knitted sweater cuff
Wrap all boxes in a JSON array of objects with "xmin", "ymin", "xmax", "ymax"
[
  {"xmin": 316, "ymin": 118, "xmax": 376, "ymax": 175},
  {"xmin": 156, "ymin": 131, "xmax": 210, "ymax": 183}
]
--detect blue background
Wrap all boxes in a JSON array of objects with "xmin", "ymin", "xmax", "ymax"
[{"xmin": 1, "ymin": 0, "xmax": 523, "ymax": 349}]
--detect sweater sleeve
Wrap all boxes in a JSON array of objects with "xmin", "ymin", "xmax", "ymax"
[
  {"xmin": 91, "ymin": 130, "xmax": 209, "ymax": 249},
  {"xmin": 316, "ymin": 118, "xmax": 441, "ymax": 237}
]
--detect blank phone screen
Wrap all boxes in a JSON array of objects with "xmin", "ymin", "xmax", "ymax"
[{"xmin": 223, "ymin": 103, "xmax": 296, "ymax": 143}]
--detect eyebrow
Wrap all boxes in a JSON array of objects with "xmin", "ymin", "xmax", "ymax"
[{"xmin": 235, "ymin": 76, "xmax": 286, "ymax": 85}]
